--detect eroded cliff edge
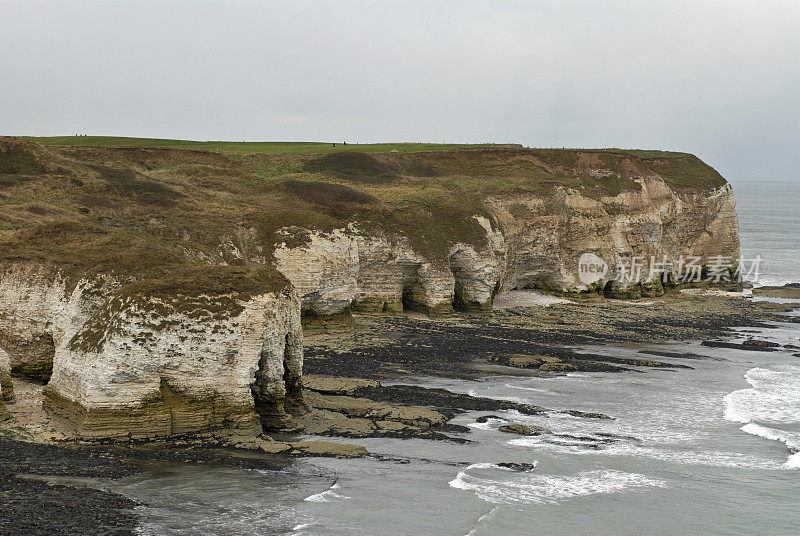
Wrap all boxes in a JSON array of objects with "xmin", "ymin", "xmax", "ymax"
[
  {"xmin": 0, "ymin": 137, "xmax": 739, "ymax": 439},
  {"xmin": 276, "ymin": 177, "xmax": 738, "ymax": 315},
  {"xmin": 0, "ymin": 263, "xmax": 304, "ymax": 439}
]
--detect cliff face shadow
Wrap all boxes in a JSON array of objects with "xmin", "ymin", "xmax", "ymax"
[
  {"xmin": 302, "ymin": 152, "xmax": 441, "ymax": 183},
  {"xmin": 87, "ymin": 163, "xmax": 185, "ymax": 208},
  {"xmin": 283, "ymin": 179, "xmax": 378, "ymax": 205}
]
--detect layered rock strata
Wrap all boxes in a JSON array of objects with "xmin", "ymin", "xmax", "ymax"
[
  {"xmin": 276, "ymin": 179, "xmax": 739, "ymax": 314},
  {"xmin": 0, "ymin": 264, "xmax": 304, "ymax": 439},
  {"xmin": 0, "ymin": 347, "xmax": 11, "ymax": 419}
]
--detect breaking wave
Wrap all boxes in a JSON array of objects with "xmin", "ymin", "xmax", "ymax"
[
  {"xmin": 724, "ymin": 365, "xmax": 800, "ymax": 468},
  {"xmin": 303, "ymin": 482, "xmax": 350, "ymax": 503},
  {"xmin": 449, "ymin": 463, "xmax": 663, "ymax": 505}
]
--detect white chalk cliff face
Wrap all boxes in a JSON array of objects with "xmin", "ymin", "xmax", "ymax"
[
  {"xmin": 0, "ymin": 264, "xmax": 304, "ymax": 439},
  {"xmin": 274, "ymin": 178, "xmax": 739, "ymax": 314},
  {"xmin": 274, "ymin": 228, "xmax": 478, "ymax": 315},
  {"xmin": 493, "ymin": 179, "xmax": 740, "ymax": 295}
]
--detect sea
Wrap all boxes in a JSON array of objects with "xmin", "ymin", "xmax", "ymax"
[{"xmin": 108, "ymin": 180, "xmax": 800, "ymax": 535}]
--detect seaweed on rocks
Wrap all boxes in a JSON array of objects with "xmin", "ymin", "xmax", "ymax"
[
  {"xmin": 0, "ymin": 436, "xmax": 298, "ymax": 536},
  {"xmin": 701, "ymin": 339, "xmax": 779, "ymax": 351},
  {"xmin": 351, "ymin": 384, "xmax": 547, "ymax": 420},
  {"xmin": 304, "ymin": 296, "xmax": 765, "ymax": 382},
  {"xmin": 0, "ymin": 439, "xmax": 139, "ymax": 536},
  {"xmin": 637, "ymin": 349, "xmax": 722, "ymax": 361}
]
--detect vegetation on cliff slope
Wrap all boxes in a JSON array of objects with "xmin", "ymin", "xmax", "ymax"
[
  {"xmin": 28, "ymin": 136, "xmax": 498, "ymax": 154},
  {"xmin": 1, "ymin": 137, "xmax": 727, "ymax": 292}
]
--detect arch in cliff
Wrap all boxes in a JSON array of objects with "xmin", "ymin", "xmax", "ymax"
[
  {"xmin": 400, "ymin": 283, "xmax": 417, "ymax": 311},
  {"xmin": 603, "ymin": 280, "xmax": 615, "ymax": 297},
  {"xmin": 397, "ymin": 262, "xmax": 429, "ymax": 313},
  {"xmin": 448, "ymin": 245, "xmax": 500, "ymax": 312},
  {"xmin": 281, "ymin": 331, "xmax": 305, "ymax": 414},
  {"xmin": 0, "ymin": 346, "xmax": 14, "ymax": 403},
  {"xmin": 0, "ymin": 333, "xmax": 55, "ymax": 383},
  {"xmin": 251, "ymin": 326, "xmax": 306, "ymax": 431},
  {"xmin": 0, "ymin": 265, "xmax": 69, "ymax": 387}
]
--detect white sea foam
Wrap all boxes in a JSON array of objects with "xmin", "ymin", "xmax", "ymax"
[
  {"xmin": 303, "ymin": 483, "xmax": 350, "ymax": 503},
  {"xmin": 506, "ymin": 436, "xmax": 545, "ymax": 448},
  {"xmin": 503, "ymin": 383, "xmax": 557, "ymax": 395},
  {"xmin": 467, "ymin": 417, "xmax": 507, "ymax": 430},
  {"xmin": 724, "ymin": 365, "xmax": 800, "ymax": 468},
  {"xmin": 464, "ymin": 507, "xmax": 501, "ymax": 536},
  {"xmin": 449, "ymin": 464, "xmax": 663, "ymax": 505},
  {"xmin": 466, "ymin": 390, "xmax": 529, "ymax": 404},
  {"xmin": 507, "ymin": 435, "xmax": 786, "ymax": 470}
]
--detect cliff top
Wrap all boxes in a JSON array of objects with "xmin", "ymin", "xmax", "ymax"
[
  {"xmin": 28, "ymin": 136, "xmax": 502, "ymax": 154},
  {"xmin": 0, "ymin": 137, "xmax": 291, "ymax": 296},
  {"xmin": 29, "ymin": 135, "xmax": 694, "ymax": 159},
  {"xmin": 26, "ymin": 136, "xmax": 723, "ymax": 191},
  {"xmin": 1, "ymin": 136, "xmax": 728, "ymax": 289}
]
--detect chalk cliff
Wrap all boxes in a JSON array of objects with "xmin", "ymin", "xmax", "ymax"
[
  {"xmin": 0, "ymin": 138, "xmax": 739, "ymax": 438},
  {"xmin": 0, "ymin": 263, "xmax": 304, "ymax": 438},
  {"xmin": 275, "ymin": 176, "xmax": 739, "ymax": 314},
  {"xmin": 0, "ymin": 345, "xmax": 11, "ymax": 419}
]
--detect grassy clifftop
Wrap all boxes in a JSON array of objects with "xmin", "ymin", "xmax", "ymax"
[
  {"xmin": 1, "ymin": 136, "xmax": 727, "ymax": 290},
  {"xmin": 28, "ymin": 136, "xmax": 501, "ymax": 154},
  {"xmin": 27, "ymin": 136, "xmax": 723, "ymax": 191}
]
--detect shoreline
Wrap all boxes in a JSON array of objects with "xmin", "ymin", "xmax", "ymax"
[{"xmin": 1, "ymin": 287, "xmax": 798, "ymax": 534}]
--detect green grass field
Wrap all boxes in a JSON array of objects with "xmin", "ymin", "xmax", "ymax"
[{"xmin": 27, "ymin": 136, "xmax": 501, "ymax": 154}]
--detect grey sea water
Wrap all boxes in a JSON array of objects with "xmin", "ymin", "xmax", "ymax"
[
  {"xmin": 735, "ymin": 181, "xmax": 800, "ymax": 287},
  {"xmin": 109, "ymin": 181, "xmax": 800, "ymax": 535}
]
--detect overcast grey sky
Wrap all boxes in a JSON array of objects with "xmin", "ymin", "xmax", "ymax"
[{"xmin": 2, "ymin": 0, "xmax": 798, "ymax": 180}]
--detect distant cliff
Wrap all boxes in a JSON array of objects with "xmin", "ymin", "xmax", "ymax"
[
  {"xmin": 276, "ymin": 176, "xmax": 738, "ymax": 314},
  {"xmin": 0, "ymin": 137, "xmax": 739, "ymax": 438}
]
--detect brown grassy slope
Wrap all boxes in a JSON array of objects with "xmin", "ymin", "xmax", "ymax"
[{"xmin": 0, "ymin": 138, "xmax": 727, "ymax": 293}]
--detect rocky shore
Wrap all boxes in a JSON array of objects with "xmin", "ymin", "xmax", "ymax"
[
  {"xmin": 2, "ymin": 286, "xmax": 798, "ymax": 533},
  {"xmin": 296, "ymin": 289, "xmax": 794, "ymax": 438},
  {"xmin": 0, "ymin": 436, "xmax": 300, "ymax": 536},
  {"xmin": 303, "ymin": 290, "xmax": 776, "ymax": 381}
]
